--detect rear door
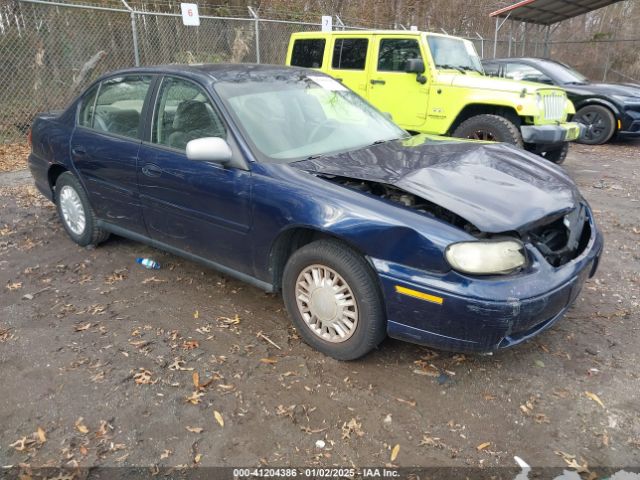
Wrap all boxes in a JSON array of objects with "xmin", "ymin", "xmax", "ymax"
[
  {"xmin": 70, "ymin": 74, "xmax": 153, "ymax": 234},
  {"xmin": 367, "ymin": 36, "xmax": 429, "ymax": 128},
  {"xmin": 325, "ymin": 36, "xmax": 371, "ymax": 98},
  {"xmin": 136, "ymin": 75, "xmax": 252, "ymax": 272}
]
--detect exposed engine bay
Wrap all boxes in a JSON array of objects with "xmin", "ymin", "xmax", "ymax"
[{"xmin": 322, "ymin": 175, "xmax": 590, "ymax": 268}]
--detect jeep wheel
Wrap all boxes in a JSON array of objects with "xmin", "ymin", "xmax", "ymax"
[
  {"xmin": 539, "ymin": 142, "xmax": 569, "ymax": 164},
  {"xmin": 575, "ymin": 105, "xmax": 616, "ymax": 145},
  {"xmin": 282, "ymin": 239, "xmax": 386, "ymax": 360},
  {"xmin": 452, "ymin": 114, "xmax": 523, "ymax": 147}
]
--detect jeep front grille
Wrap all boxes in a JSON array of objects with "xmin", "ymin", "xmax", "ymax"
[{"xmin": 543, "ymin": 93, "xmax": 565, "ymax": 121}]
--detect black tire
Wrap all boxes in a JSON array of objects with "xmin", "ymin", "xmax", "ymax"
[
  {"xmin": 282, "ymin": 239, "xmax": 386, "ymax": 360},
  {"xmin": 575, "ymin": 104, "xmax": 616, "ymax": 145},
  {"xmin": 539, "ymin": 142, "xmax": 569, "ymax": 164},
  {"xmin": 452, "ymin": 114, "xmax": 523, "ymax": 147},
  {"xmin": 55, "ymin": 172, "xmax": 109, "ymax": 247}
]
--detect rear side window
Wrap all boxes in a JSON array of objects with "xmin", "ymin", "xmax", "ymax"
[
  {"xmin": 332, "ymin": 38, "xmax": 368, "ymax": 70},
  {"xmin": 78, "ymin": 85, "xmax": 99, "ymax": 128},
  {"xmin": 378, "ymin": 39, "xmax": 422, "ymax": 72},
  {"xmin": 291, "ymin": 39, "xmax": 326, "ymax": 68},
  {"xmin": 92, "ymin": 75, "xmax": 152, "ymax": 139}
]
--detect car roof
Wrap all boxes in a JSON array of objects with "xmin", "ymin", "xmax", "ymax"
[
  {"xmin": 291, "ymin": 30, "xmax": 463, "ymax": 40},
  {"xmin": 98, "ymin": 63, "xmax": 317, "ymax": 83}
]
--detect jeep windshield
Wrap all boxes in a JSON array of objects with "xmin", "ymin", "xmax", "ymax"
[
  {"xmin": 427, "ymin": 36, "xmax": 484, "ymax": 74},
  {"xmin": 214, "ymin": 75, "xmax": 408, "ymax": 163}
]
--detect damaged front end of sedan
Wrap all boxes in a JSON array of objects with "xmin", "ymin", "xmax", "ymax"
[{"xmin": 292, "ymin": 135, "xmax": 603, "ymax": 352}]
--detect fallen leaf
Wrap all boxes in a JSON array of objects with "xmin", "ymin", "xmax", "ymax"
[
  {"xmin": 186, "ymin": 391, "xmax": 204, "ymax": 405},
  {"xmin": 585, "ymin": 391, "xmax": 605, "ymax": 409},
  {"xmin": 214, "ymin": 410, "xmax": 224, "ymax": 427},
  {"xmin": 192, "ymin": 371, "xmax": 200, "ymax": 389},
  {"xmin": 395, "ymin": 398, "xmax": 416, "ymax": 407},
  {"xmin": 390, "ymin": 444, "xmax": 400, "ymax": 462},
  {"xmin": 194, "ymin": 453, "xmax": 202, "ymax": 463},
  {"xmin": 6, "ymin": 281, "xmax": 22, "ymax": 291},
  {"xmin": 168, "ymin": 359, "xmax": 193, "ymax": 371},
  {"xmin": 36, "ymin": 427, "xmax": 46, "ymax": 443},
  {"xmin": 74, "ymin": 322, "xmax": 91, "ymax": 332},
  {"xmin": 133, "ymin": 368, "xmax": 154, "ymax": 385},
  {"xmin": 194, "ymin": 310, "xmax": 199, "ymax": 319},
  {"xmin": 341, "ymin": 418, "xmax": 364, "ymax": 439},
  {"xmin": 476, "ymin": 442, "xmax": 491, "ymax": 451},
  {"xmin": 534, "ymin": 360, "xmax": 545, "ymax": 368},
  {"xmin": 260, "ymin": 358, "xmax": 278, "ymax": 364},
  {"xmin": 9, "ymin": 436, "xmax": 31, "ymax": 451},
  {"xmin": 75, "ymin": 417, "xmax": 89, "ymax": 434},
  {"xmin": 186, "ymin": 426, "xmax": 204, "ymax": 433},
  {"xmin": 182, "ymin": 340, "xmax": 199, "ymax": 350},
  {"xmin": 160, "ymin": 449, "xmax": 172, "ymax": 459}
]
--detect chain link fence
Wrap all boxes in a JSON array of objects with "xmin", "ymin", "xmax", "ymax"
[
  {"xmin": 0, "ymin": 0, "xmax": 370, "ymax": 143},
  {"xmin": 2, "ymin": 0, "xmax": 639, "ymax": 143}
]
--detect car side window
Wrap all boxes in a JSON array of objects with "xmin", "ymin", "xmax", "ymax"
[
  {"xmin": 377, "ymin": 38, "xmax": 423, "ymax": 72},
  {"xmin": 92, "ymin": 75, "xmax": 152, "ymax": 139},
  {"xmin": 78, "ymin": 85, "xmax": 99, "ymax": 128},
  {"xmin": 332, "ymin": 38, "xmax": 368, "ymax": 70},
  {"xmin": 290, "ymin": 39, "xmax": 326, "ymax": 68},
  {"xmin": 482, "ymin": 63, "xmax": 500, "ymax": 77},
  {"xmin": 505, "ymin": 63, "xmax": 553, "ymax": 84},
  {"xmin": 152, "ymin": 77, "xmax": 226, "ymax": 151}
]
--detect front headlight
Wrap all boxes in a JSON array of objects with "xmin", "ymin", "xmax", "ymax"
[{"xmin": 445, "ymin": 240, "xmax": 526, "ymax": 275}]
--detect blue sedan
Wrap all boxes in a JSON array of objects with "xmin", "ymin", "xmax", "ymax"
[{"xmin": 27, "ymin": 64, "xmax": 603, "ymax": 360}]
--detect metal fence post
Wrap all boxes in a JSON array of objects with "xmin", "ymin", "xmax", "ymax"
[
  {"xmin": 248, "ymin": 7, "xmax": 260, "ymax": 64},
  {"xmin": 120, "ymin": 0, "xmax": 139, "ymax": 66}
]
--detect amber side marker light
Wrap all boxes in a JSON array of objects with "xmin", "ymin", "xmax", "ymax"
[{"xmin": 395, "ymin": 285, "xmax": 444, "ymax": 305}]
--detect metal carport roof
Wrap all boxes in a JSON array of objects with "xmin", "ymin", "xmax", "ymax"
[{"xmin": 489, "ymin": 0, "xmax": 625, "ymax": 26}]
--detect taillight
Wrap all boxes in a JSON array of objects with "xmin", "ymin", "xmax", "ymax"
[{"xmin": 27, "ymin": 128, "xmax": 32, "ymax": 148}]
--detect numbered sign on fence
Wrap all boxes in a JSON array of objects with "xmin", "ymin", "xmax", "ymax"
[
  {"xmin": 181, "ymin": 3, "xmax": 200, "ymax": 26},
  {"xmin": 321, "ymin": 15, "xmax": 332, "ymax": 32}
]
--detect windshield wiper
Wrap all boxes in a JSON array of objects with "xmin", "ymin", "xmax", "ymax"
[
  {"xmin": 437, "ymin": 64, "xmax": 466, "ymax": 74},
  {"xmin": 460, "ymin": 65, "xmax": 483, "ymax": 74}
]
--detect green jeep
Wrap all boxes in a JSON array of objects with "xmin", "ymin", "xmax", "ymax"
[{"xmin": 286, "ymin": 31, "xmax": 582, "ymax": 163}]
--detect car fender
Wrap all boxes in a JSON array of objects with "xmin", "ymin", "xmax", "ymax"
[{"xmin": 573, "ymin": 97, "xmax": 621, "ymax": 118}]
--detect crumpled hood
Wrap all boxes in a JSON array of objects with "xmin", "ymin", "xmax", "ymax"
[{"xmin": 291, "ymin": 135, "xmax": 581, "ymax": 233}]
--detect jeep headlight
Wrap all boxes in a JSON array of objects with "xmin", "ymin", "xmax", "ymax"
[{"xmin": 445, "ymin": 240, "xmax": 526, "ymax": 275}]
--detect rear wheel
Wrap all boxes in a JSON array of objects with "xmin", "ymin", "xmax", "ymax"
[
  {"xmin": 55, "ymin": 172, "xmax": 109, "ymax": 247},
  {"xmin": 452, "ymin": 114, "xmax": 523, "ymax": 147},
  {"xmin": 539, "ymin": 142, "xmax": 569, "ymax": 164},
  {"xmin": 575, "ymin": 105, "xmax": 616, "ymax": 145},
  {"xmin": 282, "ymin": 239, "xmax": 386, "ymax": 360}
]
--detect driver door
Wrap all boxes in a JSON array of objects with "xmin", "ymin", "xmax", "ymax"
[{"xmin": 367, "ymin": 36, "xmax": 429, "ymax": 128}]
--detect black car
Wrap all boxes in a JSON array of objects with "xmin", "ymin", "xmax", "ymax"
[{"xmin": 482, "ymin": 57, "xmax": 640, "ymax": 145}]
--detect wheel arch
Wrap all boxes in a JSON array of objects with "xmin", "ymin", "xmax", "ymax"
[
  {"xmin": 574, "ymin": 98, "xmax": 621, "ymax": 119},
  {"xmin": 47, "ymin": 164, "xmax": 69, "ymax": 196},
  {"xmin": 268, "ymin": 226, "xmax": 372, "ymax": 292},
  {"xmin": 448, "ymin": 103, "xmax": 521, "ymax": 134}
]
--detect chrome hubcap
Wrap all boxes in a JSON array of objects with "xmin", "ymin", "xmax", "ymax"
[
  {"xmin": 295, "ymin": 264, "xmax": 358, "ymax": 343},
  {"xmin": 59, "ymin": 185, "xmax": 86, "ymax": 236}
]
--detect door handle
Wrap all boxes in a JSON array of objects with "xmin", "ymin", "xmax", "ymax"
[
  {"xmin": 142, "ymin": 163, "xmax": 163, "ymax": 177},
  {"xmin": 370, "ymin": 79, "xmax": 386, "ymax": 85},
  {"xmin": 72, "ymin": 147, "xmax": 86, "ymax": 156}
]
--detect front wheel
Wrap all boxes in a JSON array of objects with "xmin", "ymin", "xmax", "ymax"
[
  {"xmin": 282, "ymin": 239, "xmax": 386, "ymax": 360},
  {"xmin": 55, "ymin": 172, "xmax": 109, "ymax": 246},
  {"xmin": 575, "ymin": 105, "xmax": 616, "ymax": 145},
  {"xmin": 452, "ymin": 114, "xmax": 523, "ymax": 147}
]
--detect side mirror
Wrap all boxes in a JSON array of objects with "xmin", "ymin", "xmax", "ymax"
[
  {"xmin": 186, "ymin": 137, "xmax": 233, "ymax": 164},
  {"xmin": 404, "ymin": 59, "xmax": 427, "ymax": 85},
  {"xmin": 405, "ymin": 58, "xmax": 425, "ymax": 74}
]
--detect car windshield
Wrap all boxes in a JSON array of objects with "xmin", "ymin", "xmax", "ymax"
[
  {"xmin": 542, "ymin": 61, "xmax": 589, "ymax": 85},
  {"xmin": 427, "ymin": 36, "xmax": 484, "ymax": 73},
  {"xmin": 214, "ymin": 75, "xmax": 407, "ymax": 162}
]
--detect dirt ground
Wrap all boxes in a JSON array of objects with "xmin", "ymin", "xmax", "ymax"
[{"xmin": 1, "ymin": 138, "xmax": 639, "ymax": 476}]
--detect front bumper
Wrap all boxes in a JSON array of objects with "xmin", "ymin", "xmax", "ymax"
[
  {"xmin": 374, "ymin": 214, "xmax": 603, "ymax": 353},
  {"xmin": 521, "ymin": 121, "xmax": 583, "ymax": 144}
]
